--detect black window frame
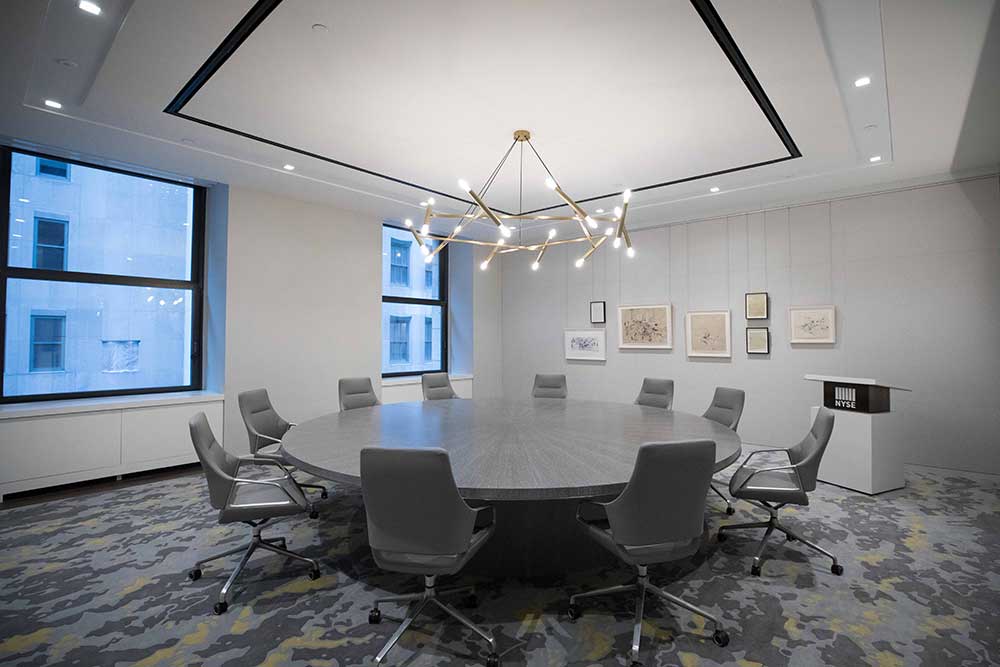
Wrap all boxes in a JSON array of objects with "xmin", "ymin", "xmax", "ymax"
[
  {"xmin": 1, "ymin": 146, "xmax": 206, "ymax": 403},
  {"xmin": 381, "ymin": 222, "xmax": 448, "ymax": 379},
  {"xmin": 33, "ymin": 215, "xmax": 68, "ymax": 270}
]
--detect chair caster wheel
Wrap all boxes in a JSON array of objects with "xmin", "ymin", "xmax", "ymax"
[
  {"xmin": 308, "ymin": 568, "xmax": 321, "ymax": 580},
  {"xmin": 188, "ymin": 568, "xmax": 202, "ymax": 581},
  {"xmin": 486, "ymin": 652, "xmax": 501, "ymax": 667},
  {"xmin": 831, "ymin": 563, "xmax": 844, "ymax": 576},
  {"xmin": 213, "ymin": 601, "xmax": 228, "ymax": 615},
  {"xmin": 725, "ymin": 506, "xmax": 735, "ymax": 515},
  {"xmin": 713, "ymin": 629, "xmax": 730, "ymax": 647},
  {"xmin": 750, "ymin": 564, "xmax": 761, "ymax": 576},
  {"xmin": 717, "ymin": 532, "xmax": 727, "ymax": 542},
  {"xmin": 463, "ymin": 594, "xmax": 479, "ymax": 608},
  {"xmin": 310, "ymin": 510, "xmax": 319, "ymax": 519},
  {"xmin": 320, "ymin": 491, "xmax": 328, "ymax": 499},
  {"xmin": 369, "ymin": 608, "xmax": 382, "ymax": 624},
  {"xmin": 567, "ymin": 603, "xmax": 581, "ymax": 620}
]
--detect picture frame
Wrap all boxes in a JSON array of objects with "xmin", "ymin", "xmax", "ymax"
[
  {"xmin": 685, "ymin": 310, "xmax": 731, "ymax": 358},
  {"xmin": 746, "ymin": 327, "xmax": 770, "ymax": 354},
  {"xmin": 788, "ymin": 305, "xmax": 836, "ymax": 344},
  {"xmin": 564, "ymin": 329, "xmax": 607, "ymax": 361},
  {"xmin": 745, "ymin": 292, "xmax": 769, "ymax": 320},
  {"xmin": 618, "ymin": 304, "xmax": 672, "ymax": 349},
  {"xmin": 590, "ymin": 300, "xmax": 606, "ymax": 324}
]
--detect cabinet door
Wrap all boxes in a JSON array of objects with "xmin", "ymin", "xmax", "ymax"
[{"xmin": 123, "ymin": 401, "xmax": 224, "ymax": 469}]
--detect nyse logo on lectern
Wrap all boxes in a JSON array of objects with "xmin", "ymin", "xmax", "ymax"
[{"xmin": 833, "ymin": 386, "xmax": 856, "ymax": 410}]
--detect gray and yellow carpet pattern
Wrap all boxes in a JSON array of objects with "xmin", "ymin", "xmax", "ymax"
[{"xmin": 1, "ymin": 457, "xmax": 998, "ymax": 666}]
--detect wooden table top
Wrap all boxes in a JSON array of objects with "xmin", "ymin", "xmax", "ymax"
[{"xmin": 281, "ymin": 398, "xmax": 743, "ymax": 501}]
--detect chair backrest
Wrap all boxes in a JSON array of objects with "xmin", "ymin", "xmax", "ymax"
[
  {"xmin": 635, "ymin": 378, "xmax": 674, "ymax": 410},
  {"xmin": 605, "ymin": 440, "xmax": 716, "ymax": 547},
  {"xmin": 422, "ymin": 372, "xmax": 457, "ymax": 400},
  {"xmin": 238, "ymin": 388, "xmax": 291, "ymax": 454},
  {"xmin": 361, "ymin": 447, "xmax": 476, "ymax": 556},
  {"xmin": 339, "ymin": 377, "xmax": 380, "ymax": 411},
  {"xmin": 189, "ymin": 412, "xmax": 239, "ymax": 510},
  {"xmin": 702, "ymin": 387, "xmax": 746, "ymax": 431},
  {"xmin": 787, "ymin": 407, "xmax": 836, "ymax": 491},
  {"xmin": 532, "ymin": 373, "xmax": 567, "ymax": 398}
]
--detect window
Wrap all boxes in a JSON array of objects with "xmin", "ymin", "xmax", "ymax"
[
  {"xmin": 390, "ymin": 238, "xmax": 410, "ymax": 286},
  {"xmin": 389, "ymin": 316, "xmax": 410, "ymax": 362},
  {"xmin": 33, "ymin": 216, "xmax": 67, "ymax": 270},
  {"xmin": 36, "ymin": 158, "xmax": 70, "ymax": 181},
  {"xmin": 424, "ymin": 317, "xmax": 433, "ymax": 360},
  {"xmin": 30, "ymin": 314, "xmax": 65, "ymax": 372},
  {"xmin": 381, "ymin": 224, "xmax": 447, "ymax": 377},
  {"xmin": 3, "ymin": 148, "xmax": 204, "ymax": 402}
]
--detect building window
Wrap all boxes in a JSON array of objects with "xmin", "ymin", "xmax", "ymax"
[
  {"xmin": 30, "ymin": 314, "xmax": 65, "ymax": 372},
  {"xmin": 3, "ymin": 148, "xmax": 205, "ymax": 402},
  {"xmin": 381, "ymin": 224, "xmax": 447, "ymax": 377},
  {"xmin": 389, "ymin": 316, "xmax": 410, "ymax": 362},
  {"xmin": 36, "ymin": 158, "xmax": 70, "ymax": 181},
  {"xmin": 424, "ymin": 317, "xmax": 433, "ymax": 360},
  {"xmin": 390, "ymin": 238, "xmax": 410, "ymax": 286},
  {"xmin": 33, "ymin": 216, "xmax": 67, "ymax": 270}
]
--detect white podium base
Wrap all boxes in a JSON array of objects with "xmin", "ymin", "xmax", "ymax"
[{"xmin": 813, "ymin": 406, "xmax": 905, "ymax": 495}]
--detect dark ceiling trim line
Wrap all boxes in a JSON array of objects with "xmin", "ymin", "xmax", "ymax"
[{"xmin": 164, "ymin": 0, "xmax": 800, "ymax": 217}]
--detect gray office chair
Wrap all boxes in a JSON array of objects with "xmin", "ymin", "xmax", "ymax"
[
  {"xmin": 635, "ymin": 378, "xmax": 674, "ymax": 410},
  {"xmin": 702, "ymin": 387, "xmax": 746, "ymax": 515},
  {"xmin": 532, "ymin": 373, "xmax": 567, "ymax": 398},
  {"xmin": 186, "ymin": 413, "xmax": 320, "ymax": 615},
  {"xmin": 422, "ymin": 372, "xmax": 457, "ymax": 400},
  {"xmin": 568, "ymin": 440, "xmax": 729, "ymax": 663},
  {"xmin": 718, "ymin": 407, "xmax": 842, "ymax": 577},
  {"xmin": 362, "ymin": 447, "xmax": 499, "ymax": 666},
  {"xmin": 339, "ymin": 377, "xmax": 380, "ymax": 411},
  {"xmin": 238, "ymin": 388, "xmax": 327, "ymax": 500}
]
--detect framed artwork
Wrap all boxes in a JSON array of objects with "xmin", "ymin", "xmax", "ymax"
[
  {"xmin": 590, "ymin": 301, "xmax": 606, "ymax": 324},
  {"xmin": 564, "ymin": 329, "xmax": 606, "ymax": 361},
  {"xmin": 789, "ymin": 305, "xmax": 836, "ymax": 344},
  {"xmin": 685, "ymin": 310, "xmax": 731, "ymax": 358},
  {"xmin": 745, "ymin": 292, "xmax": 769, "ymax": 320},
  {"xmin": 746, "ymin": 327, "xmax": 770, "ymax": 354},
  {"xmin": 618, "ymin": 304, "xmax": 672, "ymax": 349}
]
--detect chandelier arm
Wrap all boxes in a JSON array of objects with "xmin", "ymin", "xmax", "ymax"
[{"xmin": 525, "ymin": 139, "xmax": 557, "ymax": 182}]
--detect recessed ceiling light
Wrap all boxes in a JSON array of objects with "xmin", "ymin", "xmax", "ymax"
[
  {"xmin": 869, "ymin": 155, "xmax": 882, "ymax": 163},
  {"xmin": 595, "ymin": 208, "xmax": 604, "ymax": 213},
  {"xmin": 282, "ymin": 164, "xmax": 295, "ymax": 171},
  {"xmin": 44, "ymin": 99, "xmax": 62, "ymax": 109},
  {"xmin": 78, "ymin": 1, "xmax": 102, "ymax": 15},
  {"xmin": 18, "ymin": 198, "xmax": 30, "ymax": 203},
  {"xmin": 854, "ymin": 76, "xmax": 871, "ymax": 87},
  {"xmin": 709, "ymin": 186, "xmax": 720, "ymax": 193}
]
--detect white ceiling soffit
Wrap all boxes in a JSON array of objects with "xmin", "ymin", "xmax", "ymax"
[{"xmin": 2, "ymin": 0, "xmax": 997, "ymax": 233}]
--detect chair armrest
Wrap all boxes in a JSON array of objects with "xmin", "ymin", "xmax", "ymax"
[
  {"xmin": 226, "ymin": 477, "xmax": 301, "ymax": 508},
  {"xmin": 733, "ymin": 463, "xmax": 804, "ymax": 494},
  {"xmin": 238, "ymin": 456, "xmax": 293, "ymax": 478},
  {"xmin": 472, "ymin": 505, "xmax": 495, "ymax": 530},
  {"xmin": 576, "ymin": 499, "xmax": 609, "ymax": 523},
  {"xmin": 254, "ymin": 433, "xmax": 283, "ymax": 446},
  {"xmin": 737, "ymin": 448, "xmax": 791, "ymax": 470}
]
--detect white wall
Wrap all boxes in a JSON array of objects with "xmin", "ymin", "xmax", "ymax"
[
  {"xmin": 498, "ymin": 176, "xmax": 1000, "ymax": 474},
  {"xmin": 222, "ymin": 187, "xmax": 381, "ymax": 452},
  {"xmin": 473, "ymin": 245, "xmax": 504, "ymax": 398}
]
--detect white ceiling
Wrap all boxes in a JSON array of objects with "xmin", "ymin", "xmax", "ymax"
[{"xmin": 0, "ymin": 0, "xmax": 997, "ymax": 238}]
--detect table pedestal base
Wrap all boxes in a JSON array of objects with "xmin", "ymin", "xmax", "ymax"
[{"xmin": 465, "ymin": 498, "xmax": 617, "ymax": 579}]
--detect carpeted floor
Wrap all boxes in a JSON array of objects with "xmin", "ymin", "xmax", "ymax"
[{"xmin": 1, "ymin": 457, "xmax": 998, "ymax": 667}]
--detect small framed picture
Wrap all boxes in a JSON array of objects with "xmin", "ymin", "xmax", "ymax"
[
  {"xmin": 746, "ymin": 327, "xmax": 770, "ymax": 354},
  {"xmin": 789, "ymin": 305, "xmax": 836, "ymax": 344},
  {"xmin": 590, "ymin": 301, "xmax": 606, "ymax": 324},
  {"xmin": 685, "ymin": 310, "xmax": 731, "ymax": 358},
  {"xmin": 565, "ymin": 329, "xmax": 607, "ymax": 361},
  {"xmin": 618, "ymin": 304, "xmax": 672, "ymax": 349},
  {"xmin": 745, "ymin": 292, "xmax": 769, "ymax": 320}
]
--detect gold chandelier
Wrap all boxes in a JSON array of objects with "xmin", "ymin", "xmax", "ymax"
[{"xmin": 403, "ymin": 130, "xmax": 635, "ymax": 272}]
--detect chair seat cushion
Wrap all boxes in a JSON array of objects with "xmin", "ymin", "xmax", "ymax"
[
  {"xmin": 729, "ymin": 467, "xmax": 809, "ymax": 505},
  {"xmin": 219, "ymin": 477, "xmax": 308, "ymax": 524},
  {"xmin": 371, "ymin": 523, "xmax": 494, "ymax": 575},
  {"xmin": 577, "ymin": 516, "xmax": 701, "ymax": 566}
]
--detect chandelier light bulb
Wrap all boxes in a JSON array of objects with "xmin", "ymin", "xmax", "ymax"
[
  {"xmin": 420, "ymin": 223, "xmax": 430, "ymax": 235},
  {"xmin": 604, "ymin": 227, "xmax": 614, "ymax": 236},
  {"xmin": 419, "ymin": 201, "xmax": 428, "ymax": 207},
  {"xmin": 424, "ymin": 255, "xmax": 434, "ymax": 264},
  {"xmin": 427, "ymin": 197, "xmax": 435, "ymax": 205},
  {"xmin": 613, "ymin": 237, "xmax": 622, "ymax": 249},
  {"xmin": 585, "ymin": 216, "xmax": 597, "ymax": 228},
  {"xmin": 531, "ymin": 261, "xmax": 540, "ymax": 271},
  {"xmin": 622, "ymin": 189, "xmax": 632, "ymax": 203},
  {"xmin": 499, "ymin": 224, "xmax": 512, "ymax": 238},
  {"xmin": 614, "ymin": 206, "xmax": 622, "ymax": 217},
  {"xmin": 548, "ymin": 228, "xmax": 557, "ymax": 239},
  {"xmin": 545, "ymin": 177, "xmax": 557, "ymax": 190},
  {"xmin": 458, "ymin": 178, "xmax": 471, "ymax": 192},
  {"xmin": 480, "ymin": 260, "xmax": 490, "ymax": 271},
  {"xmin": 497, "ymin": 238, "xmax": 505, "ymax": 246},
  {"xmin": 626, "ymin": 247, "xmax": 636, "ymax": 258},
  {"xmin": 574, "ymin": 257, "xmax": 585, "ymax": 268},
  {"xmin": 404, "ymin": 218, "xmax": 413, "ymax": 228},
  {"xmin": 454, "ymin": 224, "xmax": 463, "ymax": 234},
  {"xmin": 420, "ymin": 244, "xmax": 430, "ymax": 256}
]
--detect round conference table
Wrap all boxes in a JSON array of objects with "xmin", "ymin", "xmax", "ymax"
[{"xmin": 282, "ymin": 398, "xmax": 742, "ymax": 577}]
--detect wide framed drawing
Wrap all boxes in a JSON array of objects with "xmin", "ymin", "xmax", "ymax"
[
  {"xmin": 564, "ymin": 329, "xmax": 606, "ymax": 361},
  {"xmin": 590, "ymin": 301, "xmax": 606, "ymax": 324},
  {"xmin": 746, "ymin": 327, "xmax": 770, "ymax": 354},
  {"xmin": 618, "ymin": 304, "xmax": 672, "ymax": 349},
  {"xmin": 685, "ymin": 310, "xmax": 731, "ymax": 358},
  {"xmin": 745, "ymin": 292, "xmax": 769, "ymax": 320},
  {"xmin": 788, "ymin": 305, "xmax": 836, "ymax": 344}
]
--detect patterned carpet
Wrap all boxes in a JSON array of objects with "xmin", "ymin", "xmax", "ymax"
[{"xmin": 1, "ymin": 457, "xmax": 998, "ymax": 667}]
